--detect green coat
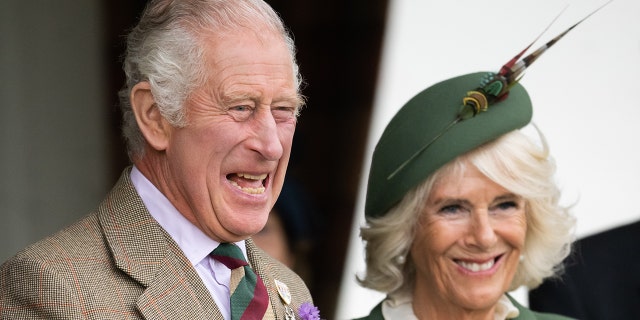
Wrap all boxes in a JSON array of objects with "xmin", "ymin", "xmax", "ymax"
[{"xmin": 353, "ymin": 294, "xmax": 574, "ymax": 320}]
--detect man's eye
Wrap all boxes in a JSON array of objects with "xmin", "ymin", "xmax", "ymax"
[
  {"xmin": 227, "ymin": 105, "xmax": 254, "ymax": 121},
  {"xmin": 272, "ymin": 106, "xmax": 297, "ymax": 121},
  {"xmin": 231, "ymin": 105, "xmax": 251, "ymax": 112}
]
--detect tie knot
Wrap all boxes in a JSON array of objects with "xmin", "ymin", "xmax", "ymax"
[{"xmin": 211, "ymin": 243, "xmax": 248, "ymax": 269}]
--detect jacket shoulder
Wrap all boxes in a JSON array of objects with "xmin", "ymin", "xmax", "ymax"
[
  {"xmin": 3, "ymin": 212, "xmax": 102, "ymax": 263},
  {"xmin": 528, "ymin": 311, "xmax": 575, "ymax": 320},
  {"xmin": 351, "ymin": 301, "xmax": 384, "ymax": 320},
  {"xmin": 509, "ymin": 294, "xmax": 575, "ymax": 320}
]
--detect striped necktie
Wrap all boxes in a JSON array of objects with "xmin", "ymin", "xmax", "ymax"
[{"xmin": 211, "ymin": 243, "xmax": 269, "ymax": 320}]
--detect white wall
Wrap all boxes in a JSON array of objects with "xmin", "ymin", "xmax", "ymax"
[
  {"xmin": 336, "ymin": 0, "xmax": 640, "ymax": 318},
  {"xmin": 0, "ymin": 1, "xmax": 109, "ymax": 261}
]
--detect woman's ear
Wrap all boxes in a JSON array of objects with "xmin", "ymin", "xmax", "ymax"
[{"xmin": 130, "ymin": 82, "xmax": 171, "ymax": 151}]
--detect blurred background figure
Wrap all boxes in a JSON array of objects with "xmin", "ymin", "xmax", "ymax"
[
  {"xmin": 253, "ymin": 178, "xmax": 320, "ymax": 285},
  {"xmin": 528, "ymin": 219, "xmax": 640, "ymax": 320}
]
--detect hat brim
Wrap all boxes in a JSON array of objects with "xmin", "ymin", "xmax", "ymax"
[{"xmin": 365, "ymin": 72, "xmax": 532, "ymax": 219}]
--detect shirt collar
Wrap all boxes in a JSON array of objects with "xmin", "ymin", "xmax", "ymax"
[{"xmin": 130, "ymin": 166, "xmax": 247, "ymax": 266}]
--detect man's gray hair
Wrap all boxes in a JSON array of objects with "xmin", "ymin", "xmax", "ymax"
[{"xmin": 118, "ymin": 0, "xmax": 301, "ymax": 159}]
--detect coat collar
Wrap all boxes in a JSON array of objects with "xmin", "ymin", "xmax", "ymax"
[
  {"xmin": 360, "ymin": 293, "xmax": 566, "ymax": 320},
  {"xmin": 98, "ymin": 167, "xmax": 223, "ymax": 319},
  {"xmin": 96, "ymin": 167, "xmax": 301, "ymax": 319}
]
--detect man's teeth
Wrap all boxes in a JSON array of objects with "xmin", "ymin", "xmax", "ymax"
[
  {"xmin": 230, "ymin": 173, "xmax": 267, "ymax": 194},
  {"xmin": 458, "ymin": 259, "xmax": 495, "ymax": 272},
  {"xmin": 237, "ymin": 173, "xmax": 267, "ymax": 180},
  {"xmin": 229, "ymin": 180, "xmax": 266, "ymax": 194}
]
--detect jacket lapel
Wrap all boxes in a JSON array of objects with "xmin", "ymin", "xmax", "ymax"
[
  {"xmin": 136, "ymin": 240, "xmax": 224, "ymax": 320},
  {"xmin": 246, "ymin": 239, "xmax": 283, "ymax": 319},
  {"xmin": 98, "ymin": 168, "xmax": 222, "ymax": 319},
  {"xmin": 507, "ymin": 294, "xmax": 534, "ymax": 320}
]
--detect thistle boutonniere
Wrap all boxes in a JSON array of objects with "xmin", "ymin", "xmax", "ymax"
[
  {"xmin": 298, "ymin": 302, "xmax": 321, "ymax": 320},
  {"xmin": 275, "ymin": 279, "xmax": 322, "ymax": 320}
]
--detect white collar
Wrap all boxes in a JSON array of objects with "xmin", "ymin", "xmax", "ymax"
[
  {"xmin": 129, "ymin": 165, "xmax": 248, "ymax": 266},
  {"xmin": 382, "ymin": 291, "xmax": 520, "ymax": 319}
]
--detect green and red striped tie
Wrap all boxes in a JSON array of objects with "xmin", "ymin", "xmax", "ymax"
[{"xmin": 211, "ymin": 243, "xmax": 269, "ymax": 320}]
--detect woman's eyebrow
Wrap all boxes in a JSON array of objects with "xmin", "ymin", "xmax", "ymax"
[{"xmin": 493, "ymin": 193, "xmax": 521, "ymax": 202}]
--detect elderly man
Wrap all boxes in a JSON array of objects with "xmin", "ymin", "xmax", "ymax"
[{"xmin": 0, "ymin": 1, "xmax": 314, "ymax": 319}]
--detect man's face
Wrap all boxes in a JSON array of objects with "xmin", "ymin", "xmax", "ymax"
[{"xmin": 163, "ymin": 29, "xmax": 300, "ymax": 243}]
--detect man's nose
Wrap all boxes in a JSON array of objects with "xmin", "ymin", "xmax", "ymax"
[{"xmin": 248, "ymin": 108, "xmax": 284, "ymax": 161}]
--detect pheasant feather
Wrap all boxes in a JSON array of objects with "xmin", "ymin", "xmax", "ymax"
[
  {"xmin": 387, "ymin": 1, "xmax": 612, "ymax": 180},
  {"xmin": 460, "ymin": 0, "xmax": 613, "ymax": 120}
]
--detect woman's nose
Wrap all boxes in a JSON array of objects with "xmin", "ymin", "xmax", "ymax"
[{"xmin": 464, "ymin": 211, "xmax": 498, "ymax": 249}]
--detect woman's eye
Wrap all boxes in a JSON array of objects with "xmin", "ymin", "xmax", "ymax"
[
  {"xmin": 439, "ymin": 204, "xmax": 462, "ymax": 215},
  {"xmin": 496, "ymin": 201, "xmax": 517, "ymax": 210},
  {"xmin": 491, "ymin": 201, "xmax": 520, "ymax": 215}
]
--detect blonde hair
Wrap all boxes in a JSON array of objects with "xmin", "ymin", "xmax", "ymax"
[{"xmin": 358, "ymin": 129, "xmax": 575, "ymax": 295}]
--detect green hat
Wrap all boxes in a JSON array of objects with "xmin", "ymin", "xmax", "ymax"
[
  {"xmin": 363, "ymin": 2, "xmax": 610, "ymax": 219},
  {"xmin": 364, "ymin": 72, "xmax": 532, "ymax": 219}
]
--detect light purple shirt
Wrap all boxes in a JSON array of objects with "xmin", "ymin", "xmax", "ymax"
[{"xmin": 130, "ymin": 166, "xmax": 247, "ymax": 320}]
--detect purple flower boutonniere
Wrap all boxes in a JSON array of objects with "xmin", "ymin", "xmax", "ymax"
[{"xmin": 298, "ymin": 302, "xmax": 321, "ymax": 320}]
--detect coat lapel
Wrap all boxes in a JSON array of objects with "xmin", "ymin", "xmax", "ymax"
[
  {"xmin": 246, "ymin": 239, "xmax": 283, "ymax": 319},
  {"xmin": 98, "ymin": 168, "xmax": 222, "ymax": 319},
  {"xmin": 508, "ymin": 294, "xmax": 535, "ymax": 320},
  {"xmin": 136, "ymin": 240, "xmax": 224, "ymax": 320},
  {"xmin": 246, "ymin": 239, "xmax": 313, "ymax": 320}
]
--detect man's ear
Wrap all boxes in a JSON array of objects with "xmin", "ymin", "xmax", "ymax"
[{"xmin": 130, "ymin": 82, "xmax": 171, "ymax": 151}]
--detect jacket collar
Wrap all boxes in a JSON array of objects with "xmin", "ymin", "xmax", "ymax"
[{"xmin": 98, "ymin": 167, "xmax": 223, "ymax": 319}]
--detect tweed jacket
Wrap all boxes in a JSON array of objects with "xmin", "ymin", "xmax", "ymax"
[
  {"xmin": 0, "ymin": 167, "xmax": 313, "ymax": 319},
  {"xmin": 352, "ymin": 294, "xmax": 574, "ymax": 320}
]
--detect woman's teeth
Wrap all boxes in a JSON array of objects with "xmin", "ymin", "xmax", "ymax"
[{"xmin": 458, "ymin": 259, "xmax": 495, "ymax": 272}]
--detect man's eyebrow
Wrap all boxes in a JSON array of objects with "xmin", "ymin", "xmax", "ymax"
[
  {"xmin": 220, "ymin": 92, "xmax": 255, "ymax": 105},
  {"xmin": 276, "ymin": 94, "xmax": 305, "ymax": 108},
  {"xmin": 221, "ymin": 91, "xmax": 304, "ymax": 108}
]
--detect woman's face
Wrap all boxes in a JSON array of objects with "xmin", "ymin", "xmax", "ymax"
[{"xmin": 410, "ymin": 165, "xmax": 526, "ymax": 315}]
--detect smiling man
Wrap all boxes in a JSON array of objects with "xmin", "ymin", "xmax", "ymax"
[{"xmin": 0, "ymin": 1, "xmax": 313, "ymax": 319}]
